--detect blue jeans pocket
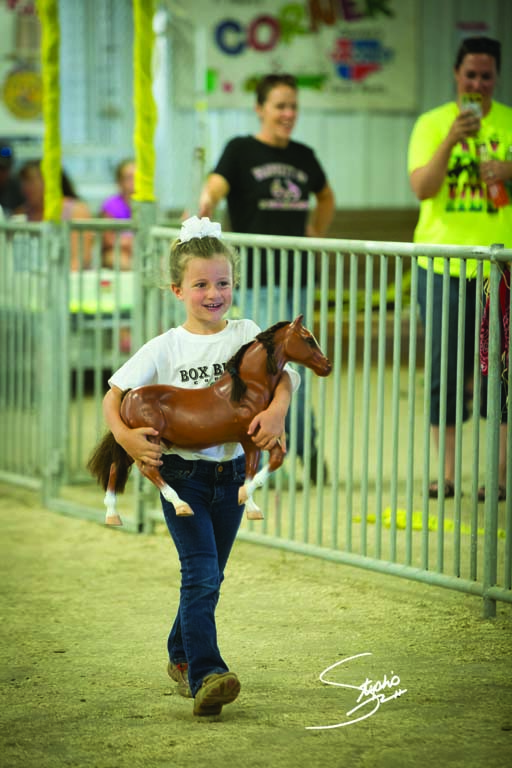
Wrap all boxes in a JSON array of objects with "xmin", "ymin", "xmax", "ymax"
[{"xmin": 160, "ymin": 457, "xmax": 196, "ymax": 484}]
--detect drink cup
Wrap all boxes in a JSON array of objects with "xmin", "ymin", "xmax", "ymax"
[{"xmin": 460, "ymin": 93, "xmax": 482, "ymax": 118}]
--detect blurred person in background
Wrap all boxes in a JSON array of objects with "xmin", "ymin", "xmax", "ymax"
[
  {"xmin": 99, "ymin": 158, "xmax": 135, "ymax": 270},
  {"xmin": 408, "ymin": 36, "xmax": 512, "ymax": 500},
  {"xmin": 15, "ymin": 159, "xmax": 93, "ymax": 270},
  {"xmin": 0, "ymin": 140, "xmax": 25, "ymax": 216},
  {"xmin": 198, "ymin": 73, "xmax": 335, "ymax": 483}
]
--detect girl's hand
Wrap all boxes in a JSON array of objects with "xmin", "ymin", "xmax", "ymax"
[
  {"xmin": 117, "ymin": 427, "xmax": 163, "ymax": 466},
  {"xmin": 247, "ymin": 411, "xmax": 287, "ymax": 452}
]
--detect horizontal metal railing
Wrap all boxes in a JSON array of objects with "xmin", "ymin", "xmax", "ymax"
[
  {"xmin": 1, "ymin": 218, "xmax": 510, "ymax": 614},
  {"xmin": 147, "ymin": 228, "xmax": 511, "ymax": 617}
]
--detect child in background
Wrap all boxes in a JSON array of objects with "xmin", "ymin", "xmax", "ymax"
[
  {"xmin": 101, "ymin": 216, "xmax": 299, "ymax": 716},
  {"xmin": 0, "ymin": 140, "xmax": 24, "ymax": 215},
  {"xmin": 99, "ymin": 158, "xmax": 135, "ymax": 270},
  {"xmin": 16, "ymin": 159, "xmax": 92, "ymax": 270}
]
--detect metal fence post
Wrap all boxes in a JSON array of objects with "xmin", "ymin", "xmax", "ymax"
[
  {"xmin": 41, "ymin": 222, "xmax": 68, "ymax": 506},
  {"xmin": 131, "ymin": 200, "xmax": 157, "ymax": 531},
  {"xmin": 482, "ymin": 246, "xmax": 504, "ymax": 618}
]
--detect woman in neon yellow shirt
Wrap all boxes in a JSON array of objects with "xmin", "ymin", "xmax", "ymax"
[{"xmin": 408, "ymin": 36, "xmax": 512, "ymax": 499}]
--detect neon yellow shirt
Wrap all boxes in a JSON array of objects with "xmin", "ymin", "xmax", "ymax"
[{"xmin": 408, "ymin": 100, "xmax": 512, "ymax": 276}]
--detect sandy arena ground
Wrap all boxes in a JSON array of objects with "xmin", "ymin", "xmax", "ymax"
[{"xmin": 1, "ymin": 482, "xmax": 511, "ymax": 768}]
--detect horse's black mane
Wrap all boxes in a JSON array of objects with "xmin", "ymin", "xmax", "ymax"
[{"xmin": 226, "ymin": 320, "xmax": 289, "ymax": 402}]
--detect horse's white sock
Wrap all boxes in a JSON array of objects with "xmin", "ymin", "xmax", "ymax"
[
  {"xmin": 161, "ymin": 484, "xmax": 194, "ymax": 516},
  {"xmin": 104, "ymin": 490, "xmax": 117, "ymax": 515},
  {"xmin": 244, "ymin": 464, "xmax": 270, "ymax": 497},
  {"xmin": 104, "ymin": 490, "xmax": 123, "ymax": 525}
]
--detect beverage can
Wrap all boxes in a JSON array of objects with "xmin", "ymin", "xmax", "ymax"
[{"xmin": 460, "ymin": 93, "xmax": 482, "ymax": 118}]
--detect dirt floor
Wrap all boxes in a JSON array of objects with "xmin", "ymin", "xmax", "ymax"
[{"xmin": 1, "ymin": 482, "xmax": 511, "ymax": 768}]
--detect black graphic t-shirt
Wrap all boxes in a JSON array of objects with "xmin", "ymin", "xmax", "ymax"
[{"xmin": 213, "ymin": 136, "xmax": 328, "ymax": 286}]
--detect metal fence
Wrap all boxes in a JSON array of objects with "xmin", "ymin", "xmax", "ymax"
[{"xmin": 0, "ymin": 217, "xmax": 510, "ymax": 616}]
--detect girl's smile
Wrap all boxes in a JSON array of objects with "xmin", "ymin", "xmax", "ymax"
[{"xmin": 172, "ymin": 255, "xmax": 234, "ymax": 334}]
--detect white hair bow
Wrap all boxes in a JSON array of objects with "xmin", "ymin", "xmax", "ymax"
[{"xmin": 180, "ymin": 216, "xmax": 222, "ymax": 243}]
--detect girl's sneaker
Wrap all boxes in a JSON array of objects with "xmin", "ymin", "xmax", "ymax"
[
  {"xmin": 193, "ymin": 672, "xmax": 241, "ymax": 716},
  {"xmin": 167, "ymin": 661, "xmax": 192, "ymax": 698}
]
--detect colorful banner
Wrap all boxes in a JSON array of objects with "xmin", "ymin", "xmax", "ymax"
[{"xmin": 172, "ymin": 0, "xmax": 418, "ymax": 111}]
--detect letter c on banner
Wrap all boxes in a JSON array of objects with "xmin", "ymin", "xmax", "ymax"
[
  {"xmin": 216, "ymin": 19, "xmax": 245, "ymax": 56},
  {"xmin": 247, "ymin": 15, "xmax": 280, "ymax": 52}
]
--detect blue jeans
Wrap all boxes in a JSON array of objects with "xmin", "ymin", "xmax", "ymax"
[
  {"xmin": 237, "ymin": 286, "xmax": 317, "ymax": 459},
  {"xmin": 417, "ymin": 268, "xmax": 477, "ymax": 425},
  {"xmin": 160, "ymin": 454, "xmax": 245, "ymax": 697}
]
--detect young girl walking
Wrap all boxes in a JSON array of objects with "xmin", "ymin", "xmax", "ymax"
[{"xmin": 102, "ymin": 216, "xmax": 299, "ymax": 716}]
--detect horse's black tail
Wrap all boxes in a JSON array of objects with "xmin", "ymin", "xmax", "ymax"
[{"xmin": 86, "ymin": 432, "xmax": 133, "ymax": 493}]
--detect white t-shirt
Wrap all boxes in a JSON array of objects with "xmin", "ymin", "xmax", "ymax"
[{"xmin": 109, "ymin": 319, "xmax": 300, "ymax": 462}]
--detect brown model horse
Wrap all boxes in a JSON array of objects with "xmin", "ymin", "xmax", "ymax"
[{"xmin": 87, "ymin": 316, "xmax": 332, "ymax": 525}]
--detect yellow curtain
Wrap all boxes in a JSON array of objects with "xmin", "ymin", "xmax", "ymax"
[
  {"xmin": 132, "ymin": 0, "xmax": 157, "ymax": 202},
  {"xmin": 37, "ymin": 0, "xmax": 62, "ymax": 222}
]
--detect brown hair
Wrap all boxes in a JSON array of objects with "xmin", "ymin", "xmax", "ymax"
[
  {"xmin": 255, "ymin": 73, "xmax": 297, "ymax": 106},
  {"xmin": 170, "ymin": 235, "xmax": 240, "ymax": 287},
  {"xmin": 115, "ymin": 158, "xmax": 135, "ymax": 183},
  {"xmin": 19, "ymin": 159, "xmax": 79, "ymax": 198},
  {"xmin": 454, "ymin": 36, "xmax": 501, "ymax": 73}
]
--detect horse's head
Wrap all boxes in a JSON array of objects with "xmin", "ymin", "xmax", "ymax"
[{"xmin": 280, "ymin": 316, "xmax": 332, "ymax": 377}]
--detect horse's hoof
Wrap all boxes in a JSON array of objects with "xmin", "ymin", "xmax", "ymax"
[
  {"xmin": 176, "ymin": 505, "xmax": 194, "ymax": 517},
  {"xmin": 105, "ymin": 514, "xmax": 123, "ymax": 526},
  {"xmin": 238, "ymin": 487, "xmax": 248, "ymax": 505},
  {"xmin": 246, "ymin": 509, "xmax": 264, "ymax": 521}
]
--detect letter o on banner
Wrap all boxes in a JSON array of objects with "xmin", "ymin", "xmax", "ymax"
[{"xmin": 247, "ymin": 15, "xmax": 280, "ymax": 52}]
